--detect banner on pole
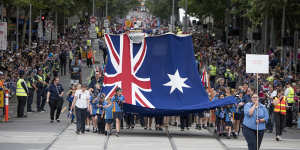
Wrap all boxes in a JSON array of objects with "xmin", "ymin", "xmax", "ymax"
[
  {"xmin": 0, "ymin": 22, "xmax": 7, "ymax": 50},
  {"xmin": 246, "ymin": 54, "xmax": 269, "ymax": 74}
]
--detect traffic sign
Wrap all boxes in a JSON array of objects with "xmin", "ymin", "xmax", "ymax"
[{"xmin": 104, "ymin": 19, "xmax": 109, "ymax": 28}]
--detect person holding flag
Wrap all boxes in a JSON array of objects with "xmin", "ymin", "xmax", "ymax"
[{"xmin": 111, "ymin": 87, "xmax": 125, "ymax": 136}]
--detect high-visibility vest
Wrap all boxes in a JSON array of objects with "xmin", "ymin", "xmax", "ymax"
[
  {"xmin": 87, "ymin": 40, "xmax": 91, "ymax": 46},
  {"xmin": 287, "ymin": 87, "xmax": 295, "ymax": 103},
  {"xmin": 274, "ymin": 97, "xmax": 287, "ymax": 115},
  {"xmin": 87, "ymin": 51, "xmax": 93, "ymax": 59},
  {"xmin": 224, "ymin": 69, "xmax": 231, "ymax": 78},
  {"xmin": 26, "ymin": 78, "xmax": 33, "ymax": 89},
  {"xmin": 209, "ymin": 65, "xmax": 217, "ymax": 76},
  {"xmin": 16, "ymin": 79, "xmax": 27, "ymax": 96}
]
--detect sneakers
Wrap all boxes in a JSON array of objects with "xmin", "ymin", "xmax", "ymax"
[
  {"xmin": 276, "ymin": 136, "xmax": 281, "ymax": 141},
  {"xmin": 56, "ymin": 119, "xmax": 60, "ymax": 123},
  {"xmin": 76, "ymin": 130, "xmax": 80, "ymax": 135},
  {"xmin": 50, "ymin": 120, "xmax": 54, "ymax": 123},
  {"xmin": 116, "ymin": 132, "xmax": 119, "ymax": 137}
]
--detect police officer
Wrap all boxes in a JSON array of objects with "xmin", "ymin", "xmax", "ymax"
[
  {"xmin": 36, "ymin": 69, "xmax": 47, "ymax": 112},
  {"xmin": 285, "ymin": 82, "xmax": 295, "ymax": 127},
  {"xmin": 26, "ymin": 71, "xmax": 37, "ymax": 112},
  {"xmin": 16, "ymin": 70, "xmax": 29, "ymax": 117},
  {"xmin": 209, "ymin": 62, "xmax": 217, "ymax": 87}
]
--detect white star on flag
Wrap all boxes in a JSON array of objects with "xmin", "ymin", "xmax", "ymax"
[{"xmin": 163, "ymin": 69, "xmax": 191, "ymax": 94}]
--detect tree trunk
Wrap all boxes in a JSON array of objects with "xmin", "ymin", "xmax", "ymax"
[
  {"xmin": 21, "ymin": 9, "xmax": 29, "ymax": 49},
  {"xmin": 269, "ymin": 16, "xmax": 275, "ymax": 49},
  {"xmin": 263, "ymin": 14, "xmax": 268, "ymax": 53}
]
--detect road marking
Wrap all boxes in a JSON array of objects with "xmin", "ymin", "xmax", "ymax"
[
  {"xmin": 103, "ymin": 133, "xmax": 110, "ymax": 150},
  {"xmin": 166, "ymin": 128, "xmax": 178, "ymax": 150}
]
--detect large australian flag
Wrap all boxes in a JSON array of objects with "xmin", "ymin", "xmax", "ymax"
[{"xmin": 103, "ymin": 34, "xmax": 236, "ymax": 115}]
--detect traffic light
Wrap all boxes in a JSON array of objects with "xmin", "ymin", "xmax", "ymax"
[{"xmin": 41, "ymin": 16, "xmax": 45, "ymax": 21}]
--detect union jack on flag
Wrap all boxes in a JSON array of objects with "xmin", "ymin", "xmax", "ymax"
[{"xmin": 103, "ymin": 34, "xmax": 155, "ymax": 108}]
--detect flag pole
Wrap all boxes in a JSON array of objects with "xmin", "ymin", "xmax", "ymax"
[{"xmin": 256, "ymin": 73, "xmax": 259, "ymax": 150}]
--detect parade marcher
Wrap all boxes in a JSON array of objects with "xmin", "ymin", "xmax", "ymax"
[
  {"xmin": 111, "ymin": 87, "xmax": 125, "ymax": 136},
  {"xmin": 59, "ymin": 49, "xmax": 68, "ymax": 76},
  {"xmin": 35, "ymin": 69, "xmax": 47, "ymax": 112},
  {"xmin": 87, "ymin": 48, "xmax": 93, "ymax": 68},
  {"xmin": 102, "ymin": 97, "xmax": 113, "ymax": 135},
  {"xmin": 224, "ymin": 105, "xmax": 234, "ymax": 139},
  {"xmin": 46, "ymin": 77, "xmax": 64, "ymax": 123},
  {"xmin": 97, "ymin": 93, "xmax": 106, "ymax": 134},
  {"xmin": 233, "ymin": 91, "xmax": 245, "ymax": 137},
  {"xmin": 16, "ymin": 70, "xmax": 28, "ymax": 118},
  {"xmin": 26, "ymin": 71, "xmax": 36, "ymax": 112},
  {"xmin": 71, "ymin": 84, "xmax": 90, "ymax": 134},
  {"xmin": 243, "ymin": 94, "xmax": 269, "ymax": 150},
  {"xmin": 284, "ymin": 83, "xmax": 295, "ymax": 127},
  {"xmin": 67, "ymin": 84, "xmax": 76, "ymax": 123},
  {"xmin": 273, "ymin": 89, "xmax": 287, "ymax": 141}
]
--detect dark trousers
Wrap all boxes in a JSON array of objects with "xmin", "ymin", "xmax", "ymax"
[
  {"xmin": 17, "ymin": 96, "xmax": 27, "ymax": 117},
  {"xmin": 266, "ymin": 109, "xmax": 274, "ymax": 132},
  {"xmin": 139, "ymin": 115, "xmax": 145, "ymax": 127},
  {"xmin": 36, "ymin": 88, "xmax": 46, "ymax": 111},
  {"xmin": 124, "ymin": 113, "xmax": 135, "ymax": 127},
  {"xmin": 49, "ymin": 99, "xmax": 63, "ymax": 120},
  {"xmin": 155, "ymin": 116, "xmax": 163, "ymax": 126},
  {"xmin": 243, "ymin": 126, "xmax": 264, "ymax": 150},
  {"xmin": 97, "ymin": 114, "xmax": 105, "ymax": 133},
  {"xmin": 60, "ymin": 63, "xmax": 67, "ymax": 76},
  {"xmin": 68, "ymin": 59, "xmax": 72, "ymax": 72},
  {"xmin": 87, "ymin": 58, "xmax": 92, "ymax": 67},
  {"xmin": 274, "ymin": 112, "xmax": 285, "ymax": 136},
  {"xmin": 286, "ymin": 103, "xmax": 294, "ymax": 127},
  {"xmin": 180, "ymin": 114, "xmax": 189, "ymax": 129},
  {"xmin": 76, "ymin": 107, "xmax": 87, "ymax": 132},
  {"xmin": 27, "ymin": 88, "xmax": 34, "ymax": 112}
]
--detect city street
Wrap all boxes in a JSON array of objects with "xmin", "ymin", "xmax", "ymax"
[{"xmin": 0, "ymin": 65, "xmax": 299, "ymax": 150}]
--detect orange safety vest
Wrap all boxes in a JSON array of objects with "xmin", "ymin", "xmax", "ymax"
[
  {"xmin": 274, "ymin": 97, "xmax": 287, "ymax": 115},
  {"xmin": 87, "ymin": 51, "xmax": 93, "ymax": 59}
]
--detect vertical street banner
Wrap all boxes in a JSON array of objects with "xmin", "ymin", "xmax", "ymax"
[
  {"xmin": 0, "ymin": 22, "xmax": 7, "ymax": 50},
  {"xmin": 38, "ymin": 21, "xmax": 43, "ymax": 39},
  {"xmin": 45, "ymin": 20, "xmax": 53, "ymax": 41},
  {"xmin": 52, "ymin": 27, "xmax": 57, "ymax": 41}
]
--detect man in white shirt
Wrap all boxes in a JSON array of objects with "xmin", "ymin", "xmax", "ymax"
[{"xmin": 71, "ymin": 84, "xmax": 90, "ymax": 134}]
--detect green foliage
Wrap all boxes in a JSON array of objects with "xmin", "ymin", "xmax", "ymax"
[{"xmin": 145, "ymin": 0, "xmax": 172, "ymax": 21}]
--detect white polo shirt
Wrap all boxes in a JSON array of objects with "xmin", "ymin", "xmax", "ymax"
[{"xmin": 75, "ymin": 89, "xmax": 90, "ymax": 108}]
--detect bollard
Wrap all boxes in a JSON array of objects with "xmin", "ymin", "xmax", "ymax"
[{"xmin": 4, "ymin": 90, "xmax": 9, "ymax": 122}]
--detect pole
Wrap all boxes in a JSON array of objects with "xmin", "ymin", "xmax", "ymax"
[
  {"xmin": 184, "ymin": 0, "xmax": 188, "ymax": 33},
  {"xmin": 281, "ymin": 1, "xmax": 286, "ymax": 66},
  {"xmin": 16, "ymin": 7, "xmax": 19, "ymax": 50},
  {"xmin": 106, "ymin": 0, "xmax": 108, "ymax": 17},
  {"xmin": 29, "ymin": 3, "xmax": 32, "ymax": 49},
  {"xmin": 172, "ymin": 0, "xmax": 175, "ymax": 33},
  {"xmin": 93, "ymin": 0, "xmax": 95, "ymax": 16},
  {"xmin": 256, "ymin": 73, "xmax": 259, "ymax": 150},
  {"xmin": 295, "ymin": 31, "xmax": 298, "ymax": 74}
]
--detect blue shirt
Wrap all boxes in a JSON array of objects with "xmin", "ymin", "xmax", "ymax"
[
  {"xmin": 225, "ymin": 107, "xmax": 234, "ymax": 122},
  {"xmin": 103, "ymin": 101, "xmax": 113, "ymax": 119},
  {"xmin": 111, "ymin": 95, "xmax": 125, "ymax": 112},
  {"xmin": 243, "ymin": 102, "xmax": 269, "ymax": 130}
]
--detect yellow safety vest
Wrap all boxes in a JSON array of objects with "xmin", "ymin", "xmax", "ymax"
[
  {"xmin": 287, "ymin": 87, "xmax": 295, "ymax": 103},
  {"xmin": 16, "ymin": 79, "xmax": 27, "ymax": 96},
  {"xmin": 209, "ymin": 65, "xmax": 216, "ymax": 76},
  {"xmin": 87, "ymin": 40, "xmax": 91, "ymax": 46}
]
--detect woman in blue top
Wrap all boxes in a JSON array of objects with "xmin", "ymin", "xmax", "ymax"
[{"xmin": 243, "ymin": 94, "xmax": 269, "ymax": 150}]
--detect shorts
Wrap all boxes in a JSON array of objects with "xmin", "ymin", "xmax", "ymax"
[
  {"xmin": 113, "ymin": 112, "xmax": 123, "ymax": 120},
  {"xmin": 105, "ymin": 119, "xmax": 113, "ymax": 124},
  {"xmin": 225, "ymin": 121, "xmax": 232, "ymax": 127},
  {"xmin": 204, "ymin": 111, "xmax": 210, "ymax": 118},
  {"xmin": 198, "ymin": 112, "xmax": 204, "ymax": 118},
  {"xmin": 234, "ymin": 113, "xmax": 241, "ymax": 120}
]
